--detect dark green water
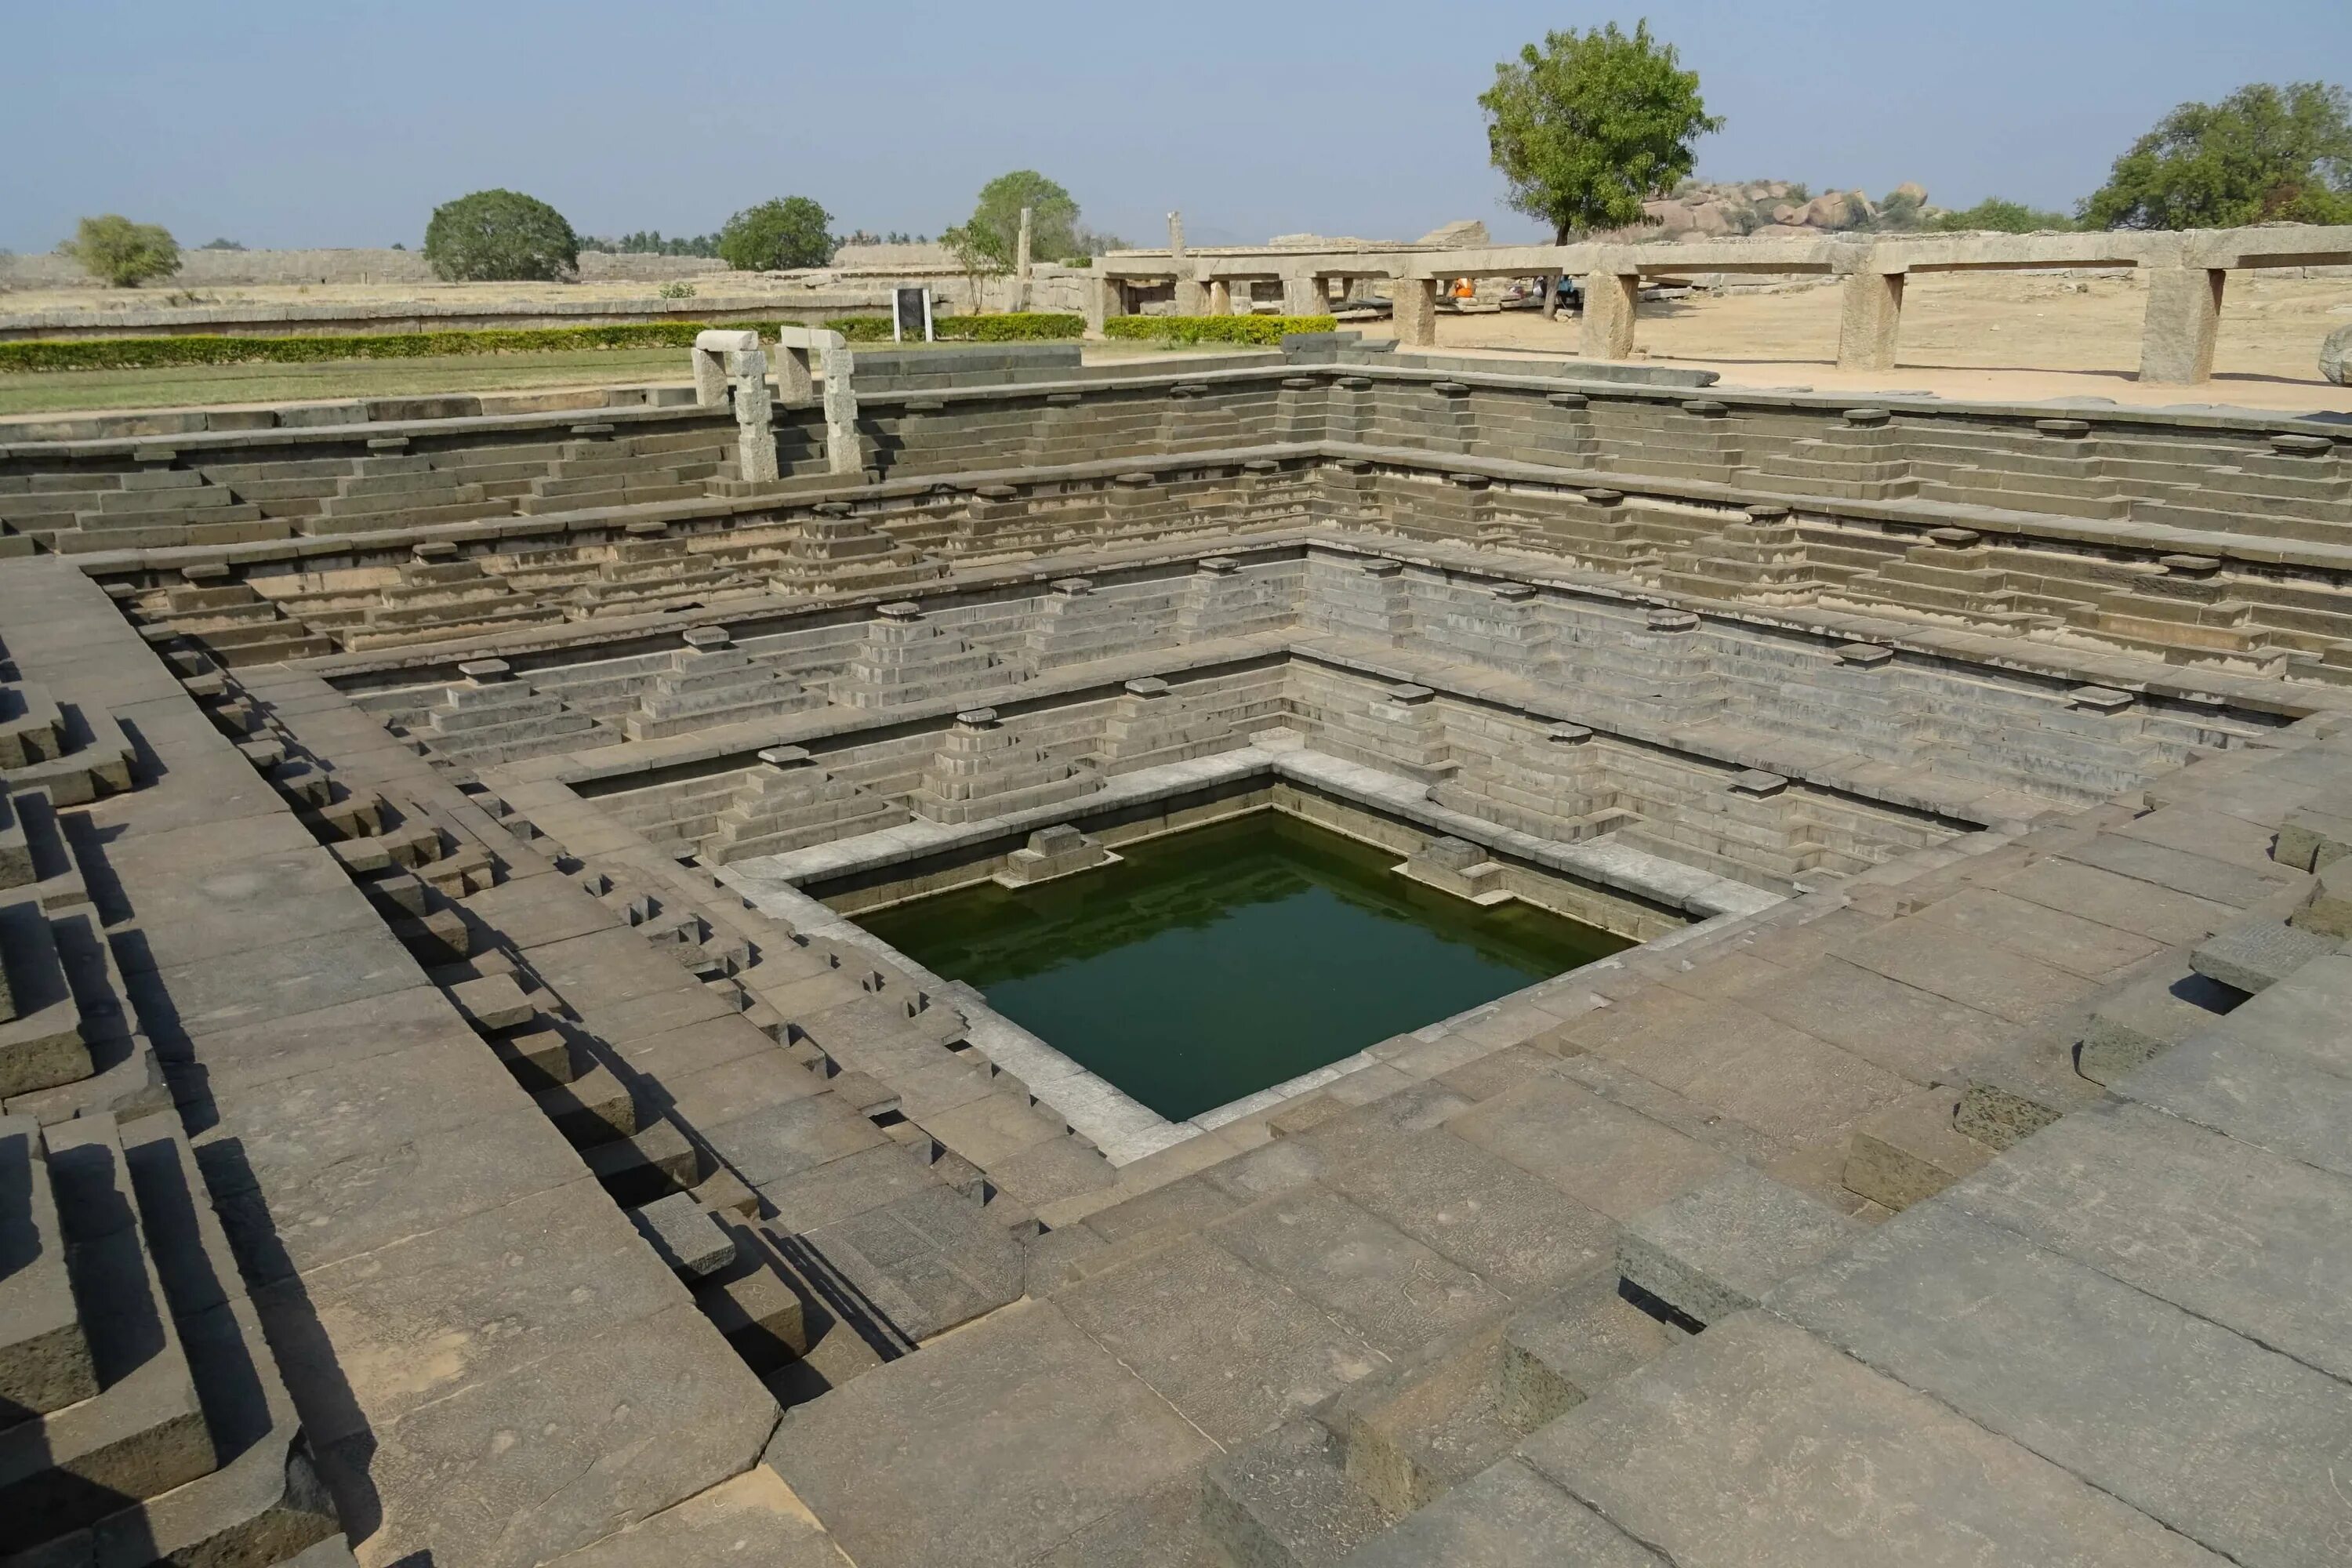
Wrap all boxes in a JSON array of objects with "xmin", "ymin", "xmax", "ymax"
[{"xmin": 856, "ymin": 812, "xmax": 1634, "ymax": 1121}]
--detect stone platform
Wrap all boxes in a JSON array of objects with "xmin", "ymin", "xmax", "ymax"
[{"xmin": 2, "ymin": 343, "xmax": 2349, "ymax": 1566}]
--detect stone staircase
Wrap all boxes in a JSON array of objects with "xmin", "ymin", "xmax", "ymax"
[
  {"xmin": 0, "ymin": 1112, "xmax": 343, "ymax": 1564},
  {"xmin": 622, "ymin": 628, "xmax": 822, "ymax": 741}
]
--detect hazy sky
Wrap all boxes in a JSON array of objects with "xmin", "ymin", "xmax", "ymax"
[{"xmin": 7, "ymin": 0, "xmax": 2350, "ymax": 253}]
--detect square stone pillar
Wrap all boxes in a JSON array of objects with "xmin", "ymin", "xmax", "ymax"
[
  {"xmin": 1836, "ymin": 270, "xmax": 1906, "ymax": 371},
  {"xmin": 1282, "ymin": 272, "xmax": 1323, "ymax": 316},
  {"xmin": 1207, "ymin": 278, "xmax": 1232, "ymax": 316},
  {"xmin": 2140, "ymin": 267, "xmax": 2225, "ymax": 384},
  {"xmin": 726, "ymin": 348, "xmax": 779, "ymax": 483},
  {"xmin": 1394, "ymin": 277, "xmax": 1438, "ymax": 347},
  {"xmin": 1174, "ymin": 274, "xmax": 1208, "ymax": 314},
  {"xmin": 691, "ymin": 328, "xmax": 755, "ymax": 407},
  {"xmin": 1580, "ymin": 272, "xmax": 1640, "ymax": 361},
  {"xmin": 773, "ymin": 338, "xmax": 815, "ymax": 403},
  {"xmin": 819, "ymin": 340, "xmax": 862, "ymax": 477},
  {"xmin": 1083, "ymin": 274, "xmax": 1119, "ymax": 340}
]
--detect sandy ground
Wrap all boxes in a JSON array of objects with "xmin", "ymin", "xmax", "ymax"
[
  {"xmin": 1359, "ymin": 270, "xmax": 2352, "ymax": 416},
  {"xmin": 5, "ymin": 270, "xmax": 2348, "ymax": 421},
  {"xmin": 0, "ymin": 274, "xmax": 833, "ymax": 315}
]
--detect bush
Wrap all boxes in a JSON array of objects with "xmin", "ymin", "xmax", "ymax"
[
  {"xmin": 656, "ymin": 281, "xmax": 698, "ymax": 299},
  {"xmin": 717, "ymin": 197, "xmax": 837, "ymax": 271},
  {"xmin": 822, "ymin": 313, "xmax": 1084, "ymax": 344},
  {"xmin": 423, "ymin": 189, "xmax": 580, "ymax": 282},
  {"xmin": 62, "ymin": 216, "xmax": 181, "ymax": 288},
  {"xmin": 1923, "ymin": 197, "xmax": 2077, "ymax": 234},
  {"xmin": 1102, "ymin": 314, "xmax": 1338, "ymax": 347},
  {"xmin": 0, "ymin": 314, "xmax": 1094, "ymax": 373}
]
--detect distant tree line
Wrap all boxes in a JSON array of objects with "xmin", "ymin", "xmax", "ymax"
[{"xmin": 580, "ymin": 230, "xmax": 723, "ymax": 257}]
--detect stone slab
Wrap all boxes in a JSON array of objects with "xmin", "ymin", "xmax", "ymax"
[
  {"xmin": 543, "ymin": 1467, "xmax": 848, "ymax": 1568},
  {"xmin": 1208, "ymin": 1185, "xmax": 1512, "ymax": 1358},
  {"xmin": 1947, "ymin": 1101, "xmax": 2352, "ymax": 1382},
  {"xmin": 1521, "ymin": 1312, "xmax": 2225, "ymax": 1568},
  {"xmin": 339, "ymin": 1299, "xmax": 775, "ymax": 1568},
  {"xmin": 1057, "ymin": 1232, "xmax": 1383, "ymax": 1444},
  {"xmin": 1770, "ymin": 1200, "xmax": 2352, "ymax": 1568},
  {"xmin": 764, "ymin": 1299, "xmax": 1215, "ymax": 1568},
  {"xmin": 1325, "ymin": 1127, "xmax": 1613, "ymax": 1299},
  {"xmin": 1617, "ymin": 1167, "xmax": 1862, "ymax": 1324},
  {"xmin": 1338, "ymin": 1456, "xmax": 1661, "ymax": 1568}
]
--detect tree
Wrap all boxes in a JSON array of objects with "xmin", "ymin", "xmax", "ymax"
[
  {"xmin": 61, "ymin": 215, "xmax": 181, "ymax": 288},
  {"xmin": 422, "ymin": 189, "xmax": 579, "ymax": 281},
  {"xmin": 719, "ymin": 197, "xmax": 837, "ymax": 270},
  {"xmin": 1480, "ymin": 22, "xmax": 1722, "ymax": 245},
  {"xmin": 2081, "ymin": 82, "xmax": 2352, "ymax": 230},
  {"xmin": 940, "ymin": 220, "xmax": 1011, "ymax": 298},
  {"xmin": 967, "ymin": 170, "xmax": 1081, "ymax": 263},
  {"xmin": 1925, "ymin": 197, "xmax": 2075, "ymax": 234}
]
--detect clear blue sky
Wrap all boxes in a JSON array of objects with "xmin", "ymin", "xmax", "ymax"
[{"xmin": 6, "ymin": 0, "xmax": 2349, "ymax": 253}]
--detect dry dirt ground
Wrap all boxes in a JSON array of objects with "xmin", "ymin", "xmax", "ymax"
[
  {"xmin": 0, "ymin": 274, "xmax": 822, "ymax": 316},
  {"xmin": 4, "ymin": 270, "xmax": 2348, "ymax": 420},
  {"xmin": 1359, "ymin": 270, "xmax": 2352, "ymax": 416}
]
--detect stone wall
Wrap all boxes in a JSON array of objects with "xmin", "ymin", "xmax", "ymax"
[{"xmin": 0, "ymin": 247, "xmax": 742, "ymax": 290}]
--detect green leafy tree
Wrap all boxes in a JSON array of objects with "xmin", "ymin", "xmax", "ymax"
[
  {"xmin": 62, "ymin": 215, "xmax": 181, "ymax": 288},
  {"xmin": 940, "ymin": 220, "xmax": 1011, "ymax": 299},
  {"xmin": 423, "ymin": 189, "xmax": 579, "ymax": 281},
  {"xmin": 968, "ymin": 171, "xmax": 1081, "ymax": 263},
  {"xmin": 2081, "ymin": 82, "xmax": 2352, "ymax": 229},
  {"xmin": 1479, "ymin": 22, "xmax": 1722, "ymax": 245},
  {"xmin": 717, "ymin": 197, "xmax": 837, "ymax": 270},
  {"xmin": 1925, "ymin": 197, "xmax": 2076, "ymax": 234}
]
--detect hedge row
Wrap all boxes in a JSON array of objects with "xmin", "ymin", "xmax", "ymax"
[
  {"xmin": 1102, "ymin": 314, "xmax": 1339, "ymax": 347},
  {"xmin": 828, "ymin": 312, "xmax": 1085, "ymax": 344},
  {"xmin": 0, "ymin": 312, "xmax": 1089, "ymax": 373}
]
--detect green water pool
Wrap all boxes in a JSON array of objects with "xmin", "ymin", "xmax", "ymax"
[{"xmin": 854, "ymin": 811, "xmax": 1635, "ymax": 1121}]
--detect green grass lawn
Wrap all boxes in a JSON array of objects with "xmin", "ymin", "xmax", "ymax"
[
  {"xmin": 0, "ymin": 347, "xmax": 691, "ymax": 417},
  {"xmin": 0, "ymin": 338, "xmax": 1262, "ymax": 419}
]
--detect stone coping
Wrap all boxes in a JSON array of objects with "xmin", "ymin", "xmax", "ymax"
[
  {"xmin": 13, "ymin": 348, "xmax": 2341, "ymax": 466},
  {"xmin": 717, "ymin": 743, "xmax": 1778, "ymax": 1163},
  {"xmin": 1098, "ymin": 220, "xmax": 2352, "ymax": 281}
]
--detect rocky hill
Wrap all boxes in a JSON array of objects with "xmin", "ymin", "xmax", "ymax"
[{"xmin": 1611, "ymin": 180, "xmax": 1935, "ymax": 243}]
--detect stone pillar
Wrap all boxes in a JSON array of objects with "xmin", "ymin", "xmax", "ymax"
[
  {"xmin": 1282, "ymin": 272, "xmax": 1323, "ymax": 316},
  {"xmin": 1394, "ymin": 277, "xmax": 1438, "ymax": 347},
  {"xmin": 1207, "ymin": 278, "xmax": 1232, "ymax": 316},
  {"xmin": 1083, "ymin": 273, "xmax": 1119, "ymax": 340},
  {"xmin": 1836, "ymin": 270, "xmax": 1906, "ymax": 371},
  {"xmin": 2140, "ymin": 267, "xmax": 2225, "ymax": 384},
  {"xmin": 772, "ymin": 336, "xmax": 815, "ymax": 402},
  {"xmin": 1014, "ymin": 205, "xmax": 1033, "ymax": 311},
  {"xmin": 818, "ymin": 339, "xmax": 861, "ymax": 477},
  {"xmin": 691, "ymin": 328, "xmax": 754, "ymax": 407},
  {"xmin": 1579, "ymin": 271, "xmax": 1640, "ymax": 361},
  {"xmin": 727, "ymin": 348, "xmax": 779, "ymax": 483}
]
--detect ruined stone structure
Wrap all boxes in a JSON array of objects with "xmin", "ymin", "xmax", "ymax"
[{"xmin": 2, "ymin": 331, "xmax": 2350, "ymax": 1566}]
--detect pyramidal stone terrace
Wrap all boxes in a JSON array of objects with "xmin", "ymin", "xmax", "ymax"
[{"xmin": 2, "ymin": 327, "xmax": 2351, "ymax": 1568}]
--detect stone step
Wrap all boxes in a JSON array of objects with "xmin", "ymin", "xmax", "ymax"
[
  {"xmin": 1204, "ymin": 1418, "xmax": 1396, "ymax": 1568},
  {"xmin": 1325, "ymin": 1327, "xmax": 1519, "ymax": 1519},
  {"xmin": 1616, "ymin": 1166, "xmax": 1864, "ymax": 1328},
  {"xmin": 534, "ymin": 1061, "xmax": 641, "ymax": 1149},
  {"xmin": 0, "ymin": 1113, "xmax": 93, "ymax": 1421},
  {"xmin": 1498, "ymin": 1263, "xmax": 1686, "ymax": 1432},
  {"xmin": 0, "ymin": 894, "xmax": 93, "ymax": 1098},
  {"xmin": 110, "ymin": 1114, "xmax": 342, "ymax": 1563},
  {"xmin": 0, "ymin": 1116, "xmax": 211, "ymax": 1550},
  {"xmin": 2078, "ymin": 961, "xmax": 2244, "ymax": 1085}
]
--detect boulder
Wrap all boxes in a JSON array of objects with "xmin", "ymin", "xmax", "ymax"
[
  {"xmin": 1891, "ymin": 181, "xmax": 1929, "ymax": 205},
  {"xmin": 2321, "ymin": 323, "xmax": 2352, "ymax": 387}
]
